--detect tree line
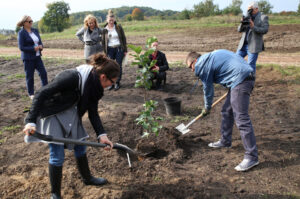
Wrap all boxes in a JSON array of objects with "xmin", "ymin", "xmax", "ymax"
[{"xmin": 26, "ymin": 0, "xmax": 300, "ymax": 34}]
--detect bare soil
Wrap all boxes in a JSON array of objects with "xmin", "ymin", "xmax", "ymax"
[
  {"xmin": 0, "ymin": 57, "xmax": 299, "ymax": 199},
  {"xmin": 1, "ymin": 24, "xmax": 300, "ymax": 53}
]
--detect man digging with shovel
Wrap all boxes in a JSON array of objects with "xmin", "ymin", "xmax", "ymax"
[{"xmin": 186, "ymin": 49, "xmax": 259, "ymax": 172}]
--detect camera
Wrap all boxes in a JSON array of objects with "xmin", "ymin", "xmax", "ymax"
[{"xmin": 241, "ymin": 8, "xmax": 253, "ymax": 27}]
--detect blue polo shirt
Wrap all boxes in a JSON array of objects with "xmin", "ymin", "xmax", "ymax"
[{"xmin": 194, "ymin": 49, "xmax": 253, "ymax": 109}]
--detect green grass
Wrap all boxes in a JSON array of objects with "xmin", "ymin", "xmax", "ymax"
[
  {"xmin": 0, "ymin": 55, "xmax": 20, "ymax": 60},
  {"xmin": 4, "ymin": 15, "xmax": 295, "ymax": 41},
  {"xmin": 257, "ymin": 64, "xmax": 300, "ymax": 85}
]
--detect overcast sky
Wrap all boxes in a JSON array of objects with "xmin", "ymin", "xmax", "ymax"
[{"xmin": 1, "ymin": 0, "xmax": 298, "ymax": 30}]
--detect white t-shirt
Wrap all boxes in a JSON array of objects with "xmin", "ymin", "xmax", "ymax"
[
  {"xmin": 29, "ymin": 32, "xmax": 40, "ymax": 56},
  {"xmin": 106, "ymin": 25, "xmax": 120, "ymax": 47}
]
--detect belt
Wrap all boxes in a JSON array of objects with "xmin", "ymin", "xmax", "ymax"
[
  {"xmin": 85, "ymin": 42, "xmax": 98, "ymax": 46},
  {"xmin": 108, "ymin": 45, "xmax": 120, "ymax": 48},
  {"xmin": 244, "ymin": 72, "xmax": 256, "ymax": 81}
]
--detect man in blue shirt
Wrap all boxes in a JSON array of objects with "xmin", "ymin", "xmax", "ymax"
[{"xmin": 186, "ymin": 49, "xmax": 259, "ymax": 171}]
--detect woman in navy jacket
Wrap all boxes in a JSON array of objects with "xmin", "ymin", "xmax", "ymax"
[{"xmin": 17, "ymin": 15, "xmax": 48, "ymax": 99}]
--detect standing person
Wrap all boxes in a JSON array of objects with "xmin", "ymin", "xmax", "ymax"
[
  {"xmin": 17, "ymin": 15, "xmax": 48, "ymax": 100},
  {"xmin": 76, "ymin": 15, "xmax": 104, "ymax": 63},
  {"xmin": 149, "ymin": 40, "xmax": 169, "ymax": 90},
  {"xmin": 237, "ymin": 1, "xmax": 269, "ymax": 74},
  {"xmin": 103, "ymin": 10, "xmax": 127, "ymax": 91},
  {"xmin": 186, "ymin": 49, "xmax": 259, "ymax": 172},
  {"xmin": 23, "ymin": 53, "xmax": 119, "ymax": 199}
]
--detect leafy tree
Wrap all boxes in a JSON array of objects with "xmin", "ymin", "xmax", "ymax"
[
  {"xmin": 132, "ymin": 8, "xmax": 144, "ymax": 20},
  {"xmin": 298, "ymin": 1, "xmax": 300, "ymax": 15},
  {"xmin": 42, "ymin": 1, "xmax": 70, "ymax": 32},
  {"xmin": 258, "ymin": 0, "xmax": 273, "ymax": 14},
  {"xmin": 125, "ymin": 14, "xmax": 133, "ymax": 21},
  {"xmin": 222, "ymin": 0, "xmax": 243, "ymax": 15},
  {"xmin": 193, "ymin": 0, "xmax": 220, "ymax": 18},
  {"xmin": 128, "ymin": 37, "xmax": 163, "ymax": 137},
  {"xmin": 179, "ymin": 9, "xmax": 191, "ymax": 19}
]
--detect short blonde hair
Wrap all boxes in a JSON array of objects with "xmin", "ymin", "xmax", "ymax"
[
  {"xmin": 17, "ymin": 15, "xmax": 30, "ymax": 27},
  {"xmin": 84, "ymin": 15, "xmax": 99, "ymax": 29}
]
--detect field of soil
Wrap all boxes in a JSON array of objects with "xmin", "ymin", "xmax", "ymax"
[
  {"xmin": 1, "ymin": 24, "xmax": 300, "ymax": 53},
  {"xmin": 0, "ymin": 55, "xmax": 299, "ymax": 198}
]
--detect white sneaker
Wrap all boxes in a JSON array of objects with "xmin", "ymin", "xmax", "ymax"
[
  {"xmin": 29, "ymin": 95, "xmax": 34, "ymax": 100},
  {"xmin": 234, "ymin": 159, "xmax": 259, "ymax": 171}
]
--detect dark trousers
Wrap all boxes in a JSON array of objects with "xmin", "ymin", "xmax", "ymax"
[
  {"xmin": 23, "ymin": 56, "xmax": 48, "ymax": 95},
  {"xmin": 152, "ymin": 71, "xmax": 166, "ymax": 87},
  {"xmin": 220, "ymin": 79, "xmax": 258, "ymax": 161},
  {"xmin": 107, "ymin": 46, "xmax": 124, "ymax": 83}
]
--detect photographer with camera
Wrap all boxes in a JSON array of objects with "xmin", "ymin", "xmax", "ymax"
[{"xmin": 237, "ymin": 1, "xmax": 269, "ymax": 74}]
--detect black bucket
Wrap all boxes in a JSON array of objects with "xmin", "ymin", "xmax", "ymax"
[{"xmin": 163, "ymin": 97, "xmax": 181, "ymax": 116}]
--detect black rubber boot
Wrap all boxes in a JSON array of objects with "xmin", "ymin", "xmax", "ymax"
[
  {"xmin": 76, "ymin": 154, "xmax": 108, "ymax": 186},
  {"xmin": 49, "ymin": 164, "xmax": 62, "ymax": 199}
]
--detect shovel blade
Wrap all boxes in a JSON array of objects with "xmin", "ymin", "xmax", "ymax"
[{"xmin": 175, "ymin": 123, "xmax": 190, "ymax": 134}]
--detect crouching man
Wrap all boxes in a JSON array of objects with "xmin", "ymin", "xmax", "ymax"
[{"xmin": 186, "ymin": 49, "xmax": 259, "ymax": 171}]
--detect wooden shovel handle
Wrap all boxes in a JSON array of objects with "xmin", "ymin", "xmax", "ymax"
[{"xmin": 194, "ymin": 92, "xmax": 228, "ymax": 121}]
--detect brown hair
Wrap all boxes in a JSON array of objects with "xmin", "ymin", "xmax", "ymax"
[
  {"xmin": 84, "ymin": 14, "xmax": 99, "ymax": 29},
  {"xmin": 89, "ymin": 53, "xmax": 120, "ymax": 79},
  {"xmin": 17, "ymin": 15, "xmax": 30, "ymax": 27},
  {"xmin": 186, "ymin": 51, "xmax": 201, "ymax": 66}
]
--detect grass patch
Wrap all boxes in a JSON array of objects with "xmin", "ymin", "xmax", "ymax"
[
  {"xmin": 4, "ymin": 89, "xmax": 13, "ymax": 94},
  {"xmin": 169, "ymin": 61, "xmax": 185, "ymax": 68},
  {"xmin": 2, "ymin": 125, "xmax": 21, "ymax": 132},
  {"xmin": 10, "ymin": 15, "xmax": 298, "ymax": 41},
  {"xmin": 257, "ymin": 64, "xmax": 300, "ymax": 85},
  {"xmin": 0, "ymin": 55, "xmax": 20, "ymax": 60},
  {"xmin": 170, "ymin": 115, "xmax": 190, "ymax": 123}
]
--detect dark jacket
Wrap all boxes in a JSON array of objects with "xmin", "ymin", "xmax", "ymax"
[
  {"xmin": 102, "ymin": 22, "xmax": 127, "ymax": 54},
  {"xmin": 18, "ymin": 28, "xmax": 43, "ymax": 60},
  {"xmin": 149, "ymin": 51, "xmax": 169, "ymax": 72},
  {"xmin": 25, "ymin": 69, "xmax": 106, "ymax": 137}
]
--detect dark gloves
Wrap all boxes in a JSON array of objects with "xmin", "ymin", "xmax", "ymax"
[{"xmin": 201, "ymin": 108, "xmax": 210, "ymax": 117}]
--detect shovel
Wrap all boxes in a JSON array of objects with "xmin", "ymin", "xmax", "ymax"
[
  {"xmin": 176, "ymin": 92, "xmax": 228, "ymax": 134},
  {"xmin": 32, "ymin": 132, "xmax": 137, "ymax": 167}
]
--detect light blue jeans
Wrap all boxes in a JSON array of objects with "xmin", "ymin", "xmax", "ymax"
[
  {"xmin": 49, "ymin": 144, "xmax": 87, "ymax": 166},
  {"xmin": 236, "ymin": 44, "xmax": 258, "ymax": 74}
]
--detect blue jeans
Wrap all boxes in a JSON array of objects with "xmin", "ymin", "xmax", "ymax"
[
  {"xmin": 49, "ymin": 144, "xmax": 87, "ymax": 166},
  {"xmin": 23, "ymin": 56, "xmax": 48, "ymax": 95},
  {"xmin": 236, "ymin": 44, "xmax": 258, "ymax": 74},
  {"xmin": 107, "ymin": 46, "xmax": 124, "ymax": 83},
  {"xmin": 220, "ymin": 80, "xmax": 258, "ymax": 161}
]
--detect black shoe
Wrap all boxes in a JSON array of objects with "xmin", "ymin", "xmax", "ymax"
[
  {"xmin": 108, "ymin": 85, "xmax": 114, "ymax": 91},
  {"xmin": 76, "ymin": 154, "xmax": 108, "ymax": 186},
  {"xmin": 114, "ymin": 83, "xmax": 120, "ymax": 91},
  {"xmin": 49, "ymin": 164, "xmax": 62, "ymax": 199}
]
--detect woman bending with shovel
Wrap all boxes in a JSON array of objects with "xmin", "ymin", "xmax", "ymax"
[{"xmin": 23, "ymin": 53, "xmax": 119, "ymax": 199}]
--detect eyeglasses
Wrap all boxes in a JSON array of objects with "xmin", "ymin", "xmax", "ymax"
[
  {"xmin": 26, "ymin": 20, "xmax": 33, "ymax": 24},
  {"xmin": 107, "ymin": 76, "xmax": 115, "ymax": 84},
  {"xmin": 189, "ymin": 60, "xmax": 196, "ymax": 69}
]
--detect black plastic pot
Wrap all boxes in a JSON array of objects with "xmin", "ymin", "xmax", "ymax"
[{"xmin": 163, "ymin": 97, "xmax": 181, "ymax": 116}]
